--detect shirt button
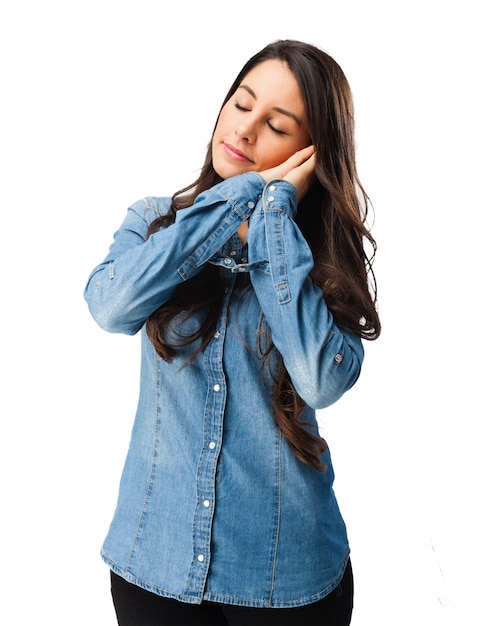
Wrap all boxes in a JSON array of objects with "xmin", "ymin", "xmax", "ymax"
[
  {"xmin": 224, "ymin": 257, "xmax": 232, "ymax": 265},
  {"xmin": 267, "ymin": 196, "xmax": 275, "ymax": 202},
  {"xmin": 213, "ymin": 331, "xmax": 221, "ymax": 339},
  {"xmin": 203, "ymin": 499, "xmax": 210, "ymax": 508},
  {"xmin": 213, "ymin": 384, "xmax": 221, "ymax": 392},
  {"xmin": 209, "ymin": 441, "xmax": 216, "ymax": 450},
  {"xmin": 230, "ymin": 250, "xmax": 237, "ymax": 256},
  {"xmin": 334, "ymin": 353, "xmax": 343, "ymax": 364},
  {"xmin": 240, "ymin": 257, "xmax": 247, "ymax": 263},
  {"xmin": 197, "ymin": 554, "xmax": 205, "ymax": 563},
  {"xmin": 247, "ymin": 201, "xmax": 255, "ymax": 209}
]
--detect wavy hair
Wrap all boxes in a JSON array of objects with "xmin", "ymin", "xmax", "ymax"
[{"xmin": 145, "ymin": 40, "xmax": 381, "ymax": 471}]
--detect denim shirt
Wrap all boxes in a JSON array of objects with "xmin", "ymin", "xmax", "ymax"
[{"xmin": 84, "ymin": 172, "xmax": 364, "ymax": 608}]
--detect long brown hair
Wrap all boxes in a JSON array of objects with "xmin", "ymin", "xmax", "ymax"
[{"xmin": 146, "ymin": 40, "xmax": 381, "ymax": 471}]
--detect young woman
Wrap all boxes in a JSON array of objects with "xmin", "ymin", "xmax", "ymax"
[{"xmin": 84, "ymin": 39, "xmax": 381, "ymax": 626}]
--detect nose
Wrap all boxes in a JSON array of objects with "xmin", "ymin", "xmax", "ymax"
[{"xmin": 235, "ymin": 118, "xmax": 257, "ymax": 143}]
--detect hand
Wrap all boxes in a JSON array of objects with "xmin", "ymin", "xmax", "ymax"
[{"xmin": 260, "ymin": 145, "xmax": 317, "ymax": 202}]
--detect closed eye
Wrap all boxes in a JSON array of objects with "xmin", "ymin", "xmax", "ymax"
[
  {"xmin": 267, "ymin": 122, "xmax": 286, "ymax": 135},
  {"xmin": 235, "ymin": 101, "xmax": 250, "ymax": 112},
  {"xmin": 234, "ymin": 101, "xmax": 287, "ymax": 135}
]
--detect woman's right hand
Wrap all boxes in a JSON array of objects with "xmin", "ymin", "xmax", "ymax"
[{"xmin": 259, "ymin": 145, "xmax": 316, "ymax": 202}]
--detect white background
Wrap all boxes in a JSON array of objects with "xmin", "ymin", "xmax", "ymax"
[{"xmin": 1, "ymin": 0, "xmax": 500, "ymax": 624}]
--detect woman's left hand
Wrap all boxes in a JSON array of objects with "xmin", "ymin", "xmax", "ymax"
[
  {"xmin": 283, "ymin": 148, "xmax": 317, "ymax": 202},
  {"xmin": 238, "ymin": 146, "xmax": 316, "ymax": 244},
  {"xmin": 260, "ymin": 145, "xmax": 317, "ymax": 202}
]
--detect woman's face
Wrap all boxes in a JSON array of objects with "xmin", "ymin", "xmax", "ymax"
[{"xmin": 212, "ymin": 59, "xmax": 311, "ymax": 180}]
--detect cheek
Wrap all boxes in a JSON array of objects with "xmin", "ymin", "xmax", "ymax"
[
  {"xmin": 259, "ymin": 143, "xmax": 300, "ymax": 169},
  {"xmin": 214, "ymin": 105, "xmax": 232, "ymax": 136}
]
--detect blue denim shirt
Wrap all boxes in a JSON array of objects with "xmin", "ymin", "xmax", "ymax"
[{"xmin": 84, "ymin": 172, "xmax": 364, "ymax": 608}]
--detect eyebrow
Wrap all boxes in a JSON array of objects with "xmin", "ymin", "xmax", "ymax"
[{"xmin": 238, "ymin": 84, "xmax": 303, "ymax": 127}]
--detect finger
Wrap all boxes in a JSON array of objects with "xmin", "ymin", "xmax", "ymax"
[
  {"xmin": 286, "ymin": 145, "xmax": 315, "ymax": 167},
  {"xmin": 259, "ymin": 145, "xmax": 316, "ymax": 182},
  {"xmin": 290, "ymin": 152, "xmax": 317, "ymax": 182},
  {"xmin": 302, "ymin": 151, "xmax": 317, "ymax": 174}
]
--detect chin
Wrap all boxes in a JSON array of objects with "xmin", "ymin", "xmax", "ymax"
[{"xmin": 214, "ymin": 161, "xmax": 248, "ymax": 181}]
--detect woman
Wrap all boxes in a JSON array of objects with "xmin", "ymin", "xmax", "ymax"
[{"xmin": 84, "ymin": 39, "xmax": 381, "ymax": 626}]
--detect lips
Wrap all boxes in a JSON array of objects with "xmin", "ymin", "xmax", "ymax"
[{"xmin": 223, "ymin": 142, "xmax": 253, "ymax": 163}]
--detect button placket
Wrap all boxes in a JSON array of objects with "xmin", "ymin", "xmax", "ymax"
[{"xmin": 186, "ymin": 270, "xmax": 234, "ymax": 596}]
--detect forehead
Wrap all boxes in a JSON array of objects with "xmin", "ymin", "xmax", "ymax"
[{"xmin": 238, "ymin": 59, "xmax": 305, "ymax": 109}]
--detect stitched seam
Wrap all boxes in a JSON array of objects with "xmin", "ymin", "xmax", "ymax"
[
  {"xmin": 268, "ymin": 432, "xmax": 282, "ymax": 604},
  {"xmin": 123, "ymin": 351, "xmax": 161, "ymax": 572}
]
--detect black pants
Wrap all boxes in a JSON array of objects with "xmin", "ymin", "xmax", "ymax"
[{"xmin": 110, "ymin": 559, "xmax": 353, "ymax": 626}]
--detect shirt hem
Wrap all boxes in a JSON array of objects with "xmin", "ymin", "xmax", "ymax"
[{"xmin": 103, "ymin": 548, "xmax": 350, "ymax": 609}]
